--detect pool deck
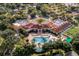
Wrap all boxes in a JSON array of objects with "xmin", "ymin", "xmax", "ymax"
[{"xmin": 28, "ymin": 33, "xmax": 59, "ymax": 44}]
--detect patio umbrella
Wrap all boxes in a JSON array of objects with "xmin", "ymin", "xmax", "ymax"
[{"xmin": 66, "ymin": 37, "xmax": 72, "ymax": 43}]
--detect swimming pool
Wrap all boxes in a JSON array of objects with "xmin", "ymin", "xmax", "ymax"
[
  {"xmin": 32, "ymin": 37, "xmax": 49, "ymax": 43},
  {"xmin": 34, "ymin": 47, "xmax": 43, "ymax": 52}
]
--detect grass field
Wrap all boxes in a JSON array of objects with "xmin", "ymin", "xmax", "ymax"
[{"xmin": 64, "ymin": 26, "xmax": 79, "ymax": 37}]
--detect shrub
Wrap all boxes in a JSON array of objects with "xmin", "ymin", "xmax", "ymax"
[{"xmin": 72, "ymin": 41, "xmax": 79, "ymax": 50}]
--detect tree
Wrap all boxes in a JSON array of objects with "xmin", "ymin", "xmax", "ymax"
[
  {"xmin": 13, "ymin": 44, "xmax": 35, "ymax": 56},
  {"xmin": 0, "ymin": 22, "xmax": 7, "ymax": 31},
  {"xmin": 72, "ymin": 41, "xmax": 79, "ymax": 50},
  {"xmin": 28, "ymin": 7, "xmax": 37, "ymax": 18},
  {"xmin": 0, "ymin": 29, "xmax": 19, "ymax": 55},
  {"xmin": 43, "ymin": 40, "xmax": 72, "ymax": 53},
  {"xmin": 75, "ymin": 15, "xmax": 79, "ymax": 23},
  {"xmin": 40, "ymin": 4, "xmax": 50, "ymax": 17}
]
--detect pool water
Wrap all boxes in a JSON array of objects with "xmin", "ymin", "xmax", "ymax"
[
  {"xmin": 34, "ymin": 47, "xmax": 43, "ymax": 52},
  {"xmin": 33, "ymin": 37, "xmax": 49, "ymax": 52},
  {"xmin": 33, "ymin": 37, "xmax": 49, "ymax": 43}
]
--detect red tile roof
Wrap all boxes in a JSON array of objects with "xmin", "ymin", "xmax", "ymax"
[
  {"xmin": 47, "ymin": 21, "xmax": 71, "ymax": 33},
  {"xmin": 22, "ymin": 20, "xmax": 71, "ymax": 33},
  {"xmin": 23, "ymin": 23, "xmax": 49, "ymax": 29}
]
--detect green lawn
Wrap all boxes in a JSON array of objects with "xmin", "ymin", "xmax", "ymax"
[{"xmin": 64, "ymin": 26, "xmax": 79, "ymax": 37}]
